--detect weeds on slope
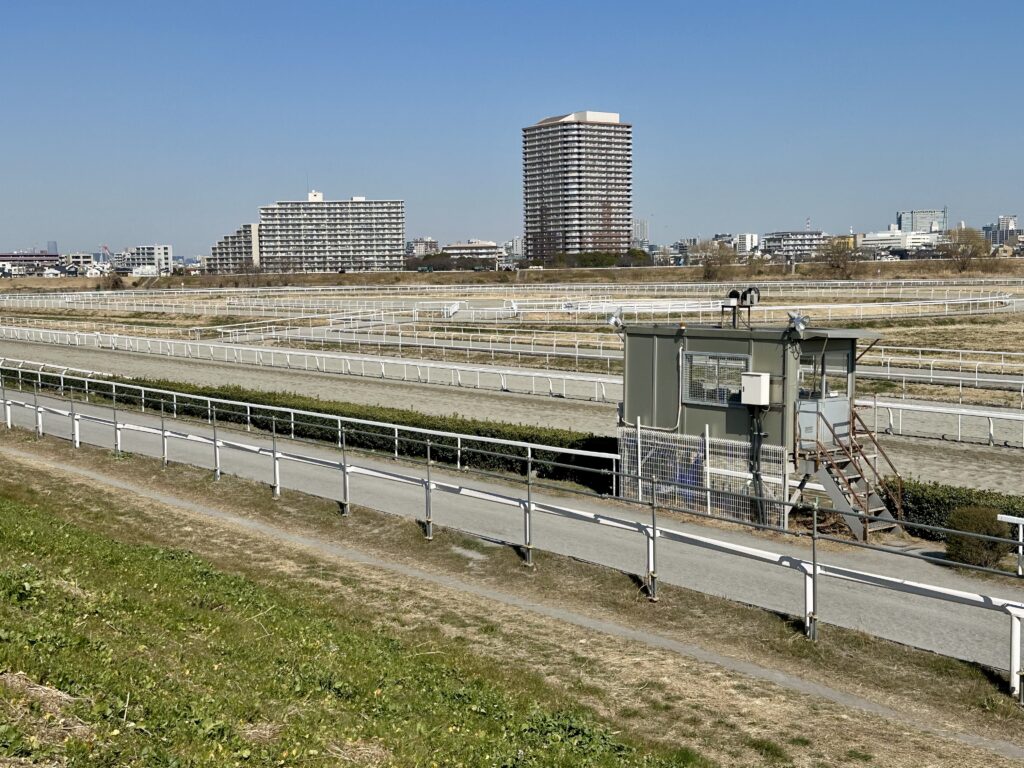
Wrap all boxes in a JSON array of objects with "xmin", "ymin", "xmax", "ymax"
[{"xmin": 0, "ymin": 495, "xmax": 709, "ymax": 767}]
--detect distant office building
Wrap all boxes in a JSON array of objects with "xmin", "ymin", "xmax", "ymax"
[
  {"xmin": 631, "ymin": 218, "xmax": 649, "ymax": 248},
  {"xmin": 857, "ymin": 230, "xmax": 945, "ymax": 252},
  {"xmin": 983, "ymin": 215, "xmax": 1018, "ymax": 246},
  {"xmin": 114, "ymin": 244, "xmax": 173, "ymax": 274},
  {"xmin": 735, "ymin": 233, "xmax": 759, "ymax": 255},
  {"xmin": 504, "ymin": 236, "xmax": 524, "ymax": 260},
  {"xmin": 896, "ymin": 208, "xmax": 947, "ymax": 233},
  {"xmin": 760, "ymin": 231, "xmax": 827, "ymax": 261},
  {"xmin": 442, "ymin": 239, "xmax": 504, "ymax": 260},
  {"xmin": 405, "ymin": 237, "xmax": 440, "ymax": 258},
  {"xmin": 523, "ymin": 111, "xmax": 632, "ymax": 259},
  {"xmin": 207, "ymin": 224, "xmax": 260, "ymax": 274},
  {"xmin": 46, "ymin": 241, "xmax": 58, "ymax": 256},
  {"xmin": 258, "ymin": 190, "xmax": 404, "ymax": 272}
]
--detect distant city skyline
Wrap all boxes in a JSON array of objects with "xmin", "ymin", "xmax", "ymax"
[{"xmin": 1, "ymin": 1, "xmax": 1021, "ymax": 257}]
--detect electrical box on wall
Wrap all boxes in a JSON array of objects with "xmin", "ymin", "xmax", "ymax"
[{"xmin": 741, "ymin": 372, "xmax": 770, "ymax": 406}]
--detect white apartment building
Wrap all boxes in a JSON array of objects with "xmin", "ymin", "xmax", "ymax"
[
  {"xmin": 442, "ymin": 239, "xmax": 504, "ymax": 260},
  {"xmin": 760, "ymin": 231, "xmax": 826, "ymax": 262},
  {"xmin": 207, "ymin": 224, "xmax": 260, "ymax": 274},
  {"xmin": 735, "ymin": 233, "xmax": 759, "ymax": 255},
  {"xmin": 405, "ymin": 237, "xmax": 440, "ymax": 258},
  {"xmin": 114, "ymin": 244, "xmax": 173, "ymax": 274},
  {"xmin": 523, "ymin": 111, "xmax": 632, "ymax": 259},
  {"xmin": 258, "ymin": 191, "xmax": 405, "ymax": 273},
  {"xmin": 503, "ymin": 236, "xmax": 524, "ymax": 260}
]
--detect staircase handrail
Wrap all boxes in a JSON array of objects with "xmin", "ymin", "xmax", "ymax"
[
  {"xmin": 813, "ymin": 413, "xmax": 871, "ymax": 515},
  {"xmin": 851, "ymin": 409, "xmax": 904, "ymax": 520}
]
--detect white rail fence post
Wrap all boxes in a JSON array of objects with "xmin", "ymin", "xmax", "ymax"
[
  {"xmin": 423, "ymin": 439, "xmax": 433, "ymax": 541},
  {"xmin": 647, "ymin": 499, "xmax": 658, "ymax": 601},
  {"xmin": 161, "ymin": 416, "xmax": 168, "ymax": 466},
  {"xmin": 807, "ymin": 502, "xmax": 819, "ymax": 640},
  {"xmin": 33, "ymin": 387, "xmax": 42, "ymax": 438},
  {"xmin": 212, "ymin": 406, "xmax": 221, "ymax": 480},
  {"xmin": 1011, "ymin": 608, "xmax": 1022, "ymax": 700},
  {"xmin": 271, "ymin": 417, "xmax": 281, "ymax": 499},
  {"xmin": 524, "ymin": 447, "xmax": 534, "ymax": 567},
  {"xmin": 340, "ymin": 427, "xmax": 350, "ymax": 516}
]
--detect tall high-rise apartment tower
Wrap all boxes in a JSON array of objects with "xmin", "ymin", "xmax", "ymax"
[{"xmin": 523, "ymin": 111, "xmax": 632, "ymax": 260}]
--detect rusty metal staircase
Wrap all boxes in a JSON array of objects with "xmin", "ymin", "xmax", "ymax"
[{"xmin": 804, "ymin": 409, "xmax": 903, "ymax": 541}]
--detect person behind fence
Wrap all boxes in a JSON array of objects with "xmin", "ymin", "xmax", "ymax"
[{"xmin": 674, "ymin": 446, "xmax": 703, "ymax": 507}]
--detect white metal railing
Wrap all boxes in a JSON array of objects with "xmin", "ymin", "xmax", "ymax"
[
  {"xmin": 6, "ymin": 391, "xmax": 1023, "ymax": 698},
  {"xmin": 0, "ymin": 357, "xmax": 620, "ymax": 480},
  {"xmin": 0, "ymin": 280, "xmax": 1017, "ymax": 321},
  {"xmin": 0, "ymin": 325, "xmax": 622, "ymax": 402},
  {"xmin": 856, "ymin": 397, "xmax": 1024, "ymax": 447}
]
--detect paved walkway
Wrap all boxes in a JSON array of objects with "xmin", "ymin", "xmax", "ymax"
[
  {"xmin": 4, "ymin": 443, "xmax": 1021, "ymax": 762},
  {"xmin": 9, "ymin": 391, "xmax": 1024, "ymax": 674}
]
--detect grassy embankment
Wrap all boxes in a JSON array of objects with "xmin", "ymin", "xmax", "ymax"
[{"xmin": 0, "ymin": 487, "xmax": 704, "ymax": 767}]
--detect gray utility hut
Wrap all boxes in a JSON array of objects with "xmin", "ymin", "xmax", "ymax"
[{"xmin": 619, "ymin": 322, "xmax": 902, "ymax": 540}]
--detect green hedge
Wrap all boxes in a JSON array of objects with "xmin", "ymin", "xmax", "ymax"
[
  {"xmin": 8, "ymin": 370, "xmax": 617, "ymax": 493},
  {"xmin": 881, "ymin": 478, "xmax": 1024, "ymax": 541},
  {"xmin": 945, "ymin": 506, "xmax": 1011, "ymax": 568}
]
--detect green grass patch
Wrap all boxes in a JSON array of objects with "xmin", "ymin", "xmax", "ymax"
[{"xmin": 0, "ymin": 495, "xmax": 707, "ymax": 767}]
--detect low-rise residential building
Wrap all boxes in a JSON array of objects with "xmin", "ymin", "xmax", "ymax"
[
  {"xmin": 63, "ymin": 252, "xmax": 95, "ymax": 269},
  {"xmin": 442, "ymin": 239, "xmax": 504, "ymax": 260},
  {"xmin": 114, "ymin": 244, "xmax": 173, "ymax": 274},
  {"xmin": 0, "ymin": 252, "xmax": 61, "ymax": 276},
  {"xmin": 405, "ymin": 237, "xmax": 440, "ymax": 258},
  {"xmin": 760, "ymin": 230, "xmax": 827, "ymax": 261}
]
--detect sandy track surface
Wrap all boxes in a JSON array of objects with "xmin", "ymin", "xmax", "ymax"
[{"xmin": 0, "ymin": 339, "xmax": 616, "ymax": 433}]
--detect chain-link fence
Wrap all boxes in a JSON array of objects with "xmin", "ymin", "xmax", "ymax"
[{"xmin": 618, "ymin": 426, "xmax": 789, "ymax": 528}]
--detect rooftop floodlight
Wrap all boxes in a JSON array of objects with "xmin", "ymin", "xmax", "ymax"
[
  {"xmin": 786, "ymin": 310, "xmax": 810, "ymax": 333},
  {"xmin": 608, "ymin": 307, "xmax": 624, "ymax": 331}
]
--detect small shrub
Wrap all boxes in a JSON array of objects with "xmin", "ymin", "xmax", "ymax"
[{"xmin": 946, "ymin": 506, "xmax": 1011, "ymax": 568}]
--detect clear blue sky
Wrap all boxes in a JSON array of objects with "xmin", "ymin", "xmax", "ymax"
[{"xmin": 1, "ymin": 0, "xmax": 1020, "ymax": 257}]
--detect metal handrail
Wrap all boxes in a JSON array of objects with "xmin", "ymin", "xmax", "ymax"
[{"xmin": 852, "ymin": 409, "xmax": 904, "ymax": 520}]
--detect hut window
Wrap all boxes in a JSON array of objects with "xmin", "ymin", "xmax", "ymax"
[{"xmin": 684, "ymin": 353, "xmax": 749, "ymax": 405}]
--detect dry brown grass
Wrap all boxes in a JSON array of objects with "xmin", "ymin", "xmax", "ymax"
[
  {"xmin": 869, "ymin": 315, "xmax": 1024, "ymax": 354},
  {"xmin": 1, "ymin": 433, "xmax": 1022, "ymax": 767}
]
